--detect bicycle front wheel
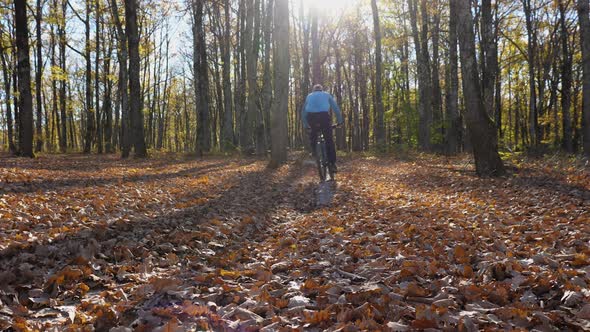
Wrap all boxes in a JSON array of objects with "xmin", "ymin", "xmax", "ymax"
[{"xmin": 316, "ymin": 143, "xmax": 327, "ymax": 181}]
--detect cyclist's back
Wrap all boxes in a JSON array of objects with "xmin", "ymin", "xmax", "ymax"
[{"xmin": 304, "ymin": 91, "xmax": 335, "ymax": 114}]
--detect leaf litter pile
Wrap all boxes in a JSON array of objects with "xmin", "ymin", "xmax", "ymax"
[{"xmin": 0, "ymin": 154, "xmax": 589, "ymax": 331}]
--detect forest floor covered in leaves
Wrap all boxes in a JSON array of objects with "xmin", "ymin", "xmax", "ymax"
[{"xmin": 0, "ymin": 152, "xmax": 589, "ymax": 331}]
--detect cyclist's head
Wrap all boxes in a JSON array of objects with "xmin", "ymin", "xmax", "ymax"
[{"xmin": 313, "ymin": 84, "xmax": 323, "ymax": 92}]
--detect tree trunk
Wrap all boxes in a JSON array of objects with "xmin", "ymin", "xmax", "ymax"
[
  {"xmin": 455, "ymin": 0, "xmax": 505, "ymax": 176},
  {"xmin": 235, "ymin": 0, "xmax": 246, "ymax": 147},
  {"xmin": 579, "ymin": 0, "xmax": 590, "ymax": 156},
  {"xmin": 49, "ymin": 21, "xmax": 60, "ymax": 152},
  {"xmin": 573, "ymin": 69, "xmax": 582, "ymax": 152},
  {"xmin": 269, "ymin": 0, "xmax": 288, "ymax": 167},
  {"xmin": 42, "ymin": 89, "xmax": 50, "ymax": 150},
  {"xmin": 95, "ymin": 0, "xmax": 103, "ymax": 153},
  {"xmin": 252, "ymin": 0, "xmax": 264, "ymax": 155},
  {"xmin": 559, "ymin": 0, "xmax": 573, "ymax": 152},
  {"xmin": 83, "ymin": 0, "xmax": 94, "ymax": 153},
  {"xmin": 148, "ymin": 32, "xmax": 158, "ymax": 149},
  {"xmin": 13, "ymin": 68, "xmax": 20, "ymax": 149},
  {"xmin": 212, "ymin": 72, "xmax": 220, "ymax": 150},
  {"xmin": 66, "ymin": 84, "xmax": 74, "ymax": 149},
  {"xmin": 311, "ymin": 10, "xmax": 320, "ymax": 84},
  {"xmin": 193, "ymin": 0, "xmax": 210, "ymax": 156},
  {"xmin": 158, "ymin": 35, "xmax": 170, "ymax": 150},
  {"xmin": 432, "ymin": 5, "xmax": 443, "ymax": 144},
  {"xmin": 58, "ymin": 0, "xmax": 68, "ymax": 152},
  {"xmin": 344, "ymin": 58, "xmax": 361, "ymax": 151},
  {"xmin": 353, "ymin": 32, "xmax": 369, "ymax": 150},
  {"xmin": 104, "ymin": 31, "xmax": 114, "ymax": 153},
  {"xmin": 408, "ymin": 0, "xmax": 432, "ymax": 150},
  {"xmin": 35, "ymin": 0, "xmax": 43, "ymax": 152},
  {"xmin": 261, "ymin": 0, "xmax": 274, "ymax": 154},
  {"xmin": 15, "ymin": 0, "xmax": 35, "ymax": 157},
  {"xmin": 347, "ymin": 75, "xmax": 355, "ymax": 149},
  {"xmin": 371, "ymin": 0, "xmax": 385, "ymax": 149},
  {"xmin": 159, "ymin": 33, "xmax": 167, "ymax": 150},
  {"xmin": 493, "ymin": 7, "xmax": 502, "ymax": 137},
  {"xmin": 110, "ymin": 0, "xmax": 130, "ymax": 157},
  {"xmin": 243, "ymin": 0, "xmax": 261, "ymax": 154},
  {"xmin": 334, "ymin": 40, "xmax": 346, "ymax": 150},
  {"xmin": 516, "ymin": 90, "xmax": 522, "ymax": 147},
  {"xmin": 494, "ymin": 43, "xmax": 502, "ymax": 138},
  {"xmin": 221, "ymin": 0, "xmax": 234, "ymax": 151},
  {"xmin": 577, "ymin": 0, "xmax": 590, "ymax": 157},
  {"xmin": 446, "ymin": 0, "xmax": 460, "ymax": 155},
  {"xmin": 481, "ymin": 0, "xmax": 496, "ymax": 118},
  {"xmin": 550, "ymin": 61, "xmax": 560, "ymax": 145},
  {"xmin": 239, "ymin": 0, "xmax": 252, "ymax": 151},
  {"xmin": 125, "ymin": 0, "xmax": 147, "ymax": 157},
  {"xmin": 299, "ymin": 0, "xmax": 310, "ymax": 148},
  {"xmin": 0, "ymin": 32, "xmax": 16, "ymax": 153},
  {"xmin": 182, "ymin": 74, "xmax": 191, "ymax": 151},
  {"xmin": 40, "ymin": 88, "xmax": 50, "ymax": 151},
  {"xmin": 523, "ymin": 0, "xmax": 538, "ymax": 146}
]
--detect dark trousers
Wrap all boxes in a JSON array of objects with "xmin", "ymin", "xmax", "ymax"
[{"xmin": 307, "ymin": 112, "xmax": 336, "ymax": 164}]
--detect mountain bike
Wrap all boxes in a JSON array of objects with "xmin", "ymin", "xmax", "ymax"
[{"xmin": 313, "ymin": 124, "xmax": 337, "ymax": 182}]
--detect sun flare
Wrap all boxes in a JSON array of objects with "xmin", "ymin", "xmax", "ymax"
[{"xmin": 298, "ymin": 0, "xmax": 360, "ymax": 14}]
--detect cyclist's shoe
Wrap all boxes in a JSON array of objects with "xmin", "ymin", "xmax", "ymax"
[{"xmin": 329, "ymin": 163, "xmax": 338, "ymax": 173}]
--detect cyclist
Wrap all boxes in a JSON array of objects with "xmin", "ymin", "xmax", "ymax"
[{"xmin": 302, "ymin": 84, "xmax": 344, "ymax": 172}]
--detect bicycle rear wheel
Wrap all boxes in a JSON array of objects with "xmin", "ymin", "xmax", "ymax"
[
  {"xmin": 316, "ymin": 142, "xmax": 327, "ymax": 181},
  {"xmin": 320, "ymin": 140, "xmax": 334, "ymax": 182},
  {"xmin": 327, "ymin": 163, "xmax": 335, "ymax": 181}
]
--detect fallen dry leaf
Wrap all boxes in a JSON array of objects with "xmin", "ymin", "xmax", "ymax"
[{"xmin": 0, "ymin": 154, "xmax": 588, "ymax": 330}]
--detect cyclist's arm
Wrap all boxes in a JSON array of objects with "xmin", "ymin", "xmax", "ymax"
[
  {"xmin": 329, "ymin": 95, "xmax": 344, "ymax": 124},
  {"xmin": 302, "ymin": 98, "xmax": 310, "ymax": 129}
]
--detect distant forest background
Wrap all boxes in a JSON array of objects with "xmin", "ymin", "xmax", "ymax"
[{"xmin": 2, "ymin": 0, "xmax": 590, "ymax": 165}]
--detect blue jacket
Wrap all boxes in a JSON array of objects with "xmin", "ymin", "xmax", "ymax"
[{"xmin": 302, "ymin": 91, "xmax": 344, "ymax": 128}]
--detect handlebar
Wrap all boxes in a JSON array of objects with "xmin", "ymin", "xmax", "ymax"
[
  {"xmin": 305, "ymin": 123, "xmax": 342, "ymax": 131},
  {"xmin": 306, "ymin": 124, "xmax": 340, "ymax": 129}
]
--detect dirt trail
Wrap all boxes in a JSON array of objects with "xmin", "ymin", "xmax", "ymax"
[{"xmin": 0, "ymin": 154, "xmax": 589, "ymax": 331}]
